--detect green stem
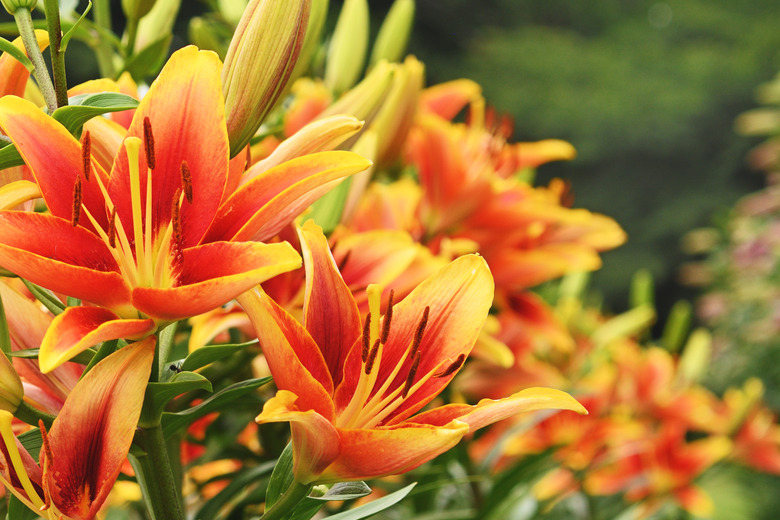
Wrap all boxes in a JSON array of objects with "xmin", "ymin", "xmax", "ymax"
[
  {"xmin": 14, "ymin": 400, "xmax": 56, "ymax": 430},
  {"xmin": 261, "ymin": 480, "xmax": 313, "ymax": 520},
  {"xmin": 13, "ymin": 7, "xmax": 57, "ymax": 112},
  {"xmin": 125, "ymin": 16, "xmax": 139, "ymax": 58},
  {"xmin": 136, "ymin": 423, "xmax": 184, "ymax": 520},
  {"xmin": 43, "ymin": 0, "xmax": 68, "ymax": 107},
  {"xmin": 92, "ymin": 0, "xmax": 115, "ymax": 78}
]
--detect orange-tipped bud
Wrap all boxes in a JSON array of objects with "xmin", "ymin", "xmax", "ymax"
[{"xmin": 222, "ymin": 0, "xmax": 311, "ymax": 157}]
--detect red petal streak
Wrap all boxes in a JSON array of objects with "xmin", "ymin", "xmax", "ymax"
[
  {"xmin": 108, "ymin": 47, "xmax": 229, "ymax": 248},
  {"xmin": 0, "ymin": 96, "xmax": 109, "ymax": 231},
  {"xmin": 238, "ymin": 289, "xmax": 334, "ymax": 418},
  {"xmin": 132, "ymin": 241, "xmax": 301, "ymax": 321},
  {"xmin": 0, "ymin": 211, "xmax": 130, "ymax": 309},
  {"xmin": 203, "ymin": 151, "xmax": 371, "ymax": 243},
  {"xmin": 39, "ymin": 306, "xmax": 155, "ymax": 373},
  {"xmin": 317, "ymin": 422, "xmax": 468, "ymax": 483},
  {"xmin": 45, "ymin": 338, "xmax": 155, "ymax": 520},
  {"xmin": 299, "ymin": 221, "xmax": 362, "ymax": 385}
]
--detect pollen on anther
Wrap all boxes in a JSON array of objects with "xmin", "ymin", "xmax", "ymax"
[
  {"xmin": 361, "ymin": 313, "xmax": 371, "ymax": 363},
  {"xmin": 71, "ymin": 175, "xmax": 82, "ymax": 227},
  {"xmin": 410, "ymin": 306, "xmax": 430, "ymax": 358},
  {"xmin": 402, "ymin": 352, "xmax": 421, "ymax": 398},
  {"xmin": 364, "ymin": 339, "xmax": 380, "ymax": 375},
  {"xmin": 171, "ymin": 188, "xmax": 183, "ymax": 244},
  {"xmin": 81, "ymin": 131, "xmax": 91, "ymax": 181},
  {"xmin": 435, "ymin": 354, "xmax": 466, "ymax": 378},
  {"xmin": 143, "ymin": 117, "xmax": 156, "ymax": 169},
  {"xmin": 380, "ymin": 290, "xmax": 394, "ymax": 344},
  {"xmin": 180, "ymin": 161, "xmax": 193, "ymax": 204},
  {"xmin": 108, "ymin": 207, "xmax": 118, "ymax": 248}
]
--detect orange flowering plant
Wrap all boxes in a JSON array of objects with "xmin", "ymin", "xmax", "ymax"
[{"xmin": 0, "ymin": 1, "xmax": 774, "ymax": 519}]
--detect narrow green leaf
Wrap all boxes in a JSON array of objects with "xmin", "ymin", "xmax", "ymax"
[
  {"xmin": 60, "ymin": 1, "xmax": 93, "ymax": 52},
  {"xmin": 82, "ymin": 339, "xmax": 118, "ymax": 376},
  {"xmin": 0, "ymin": 143, "xmax": 24, "ymax": 170},
  {"xmin": 161, "ymin": 377, "xmax": 271, "ymax": 437},
  {"xmin": 18, "ymin": 428, "xmax": 42, "ymax": 464},
  {"xmin": 180, "ymin": 340, "xmax": 259, "ymax": 372},
  {"xmin": 7, "ymin": 495, "xmax": 38, "ymax": 520},
  {"xmin": 266, "ymin": 443, "xmax": 295, "ymax": 509},
  {"xmin": 122, "ymin": 34, "xmax": 173, "ymax": 81},
  {"xmin": 0, "ymin": 36, "xmax": 33, "ymax": 71},
  {"xmin": 52, "ymin": 92, "xmax": 139, "ymax": 136},
  {"xmin": 140, "ymin": 371, "xmax": 213, "ymax": 428},
  {"xmin": 20, "ymin": 280, "xmax": 65, "ymax": 315},
  {"xmin": 0, "ymin": 293, "xmax": 11, "ymax": 354},
  {"xmin": 325, "ymin": 483, "xmax": 417, "ymax": 519}
]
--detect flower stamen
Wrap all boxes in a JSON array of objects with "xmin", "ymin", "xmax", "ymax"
[
  {"xmin": 180, "ymin": 161, "xmax": 193, "ymax": 204},
  {"xmin": 380, "ymin": 290, "xmax": 394, "ymax": 344},
  {"xmin": 401, "ymin": 352, "xmax": 421, "ymax": 398},
  {"xmin": 71, "ymin": 176, "xmax": 82, "ymax": 227},
  {"xmin": 80, "ymin": 131, "xmax": 91, "ymax": 182},
  {"xmin": 435, "ymin": 354, "xmax": 466, "ymax": 378},
  {"xmin": 143, "ymin": 117, "xmax": 156, "ymax": 170}
]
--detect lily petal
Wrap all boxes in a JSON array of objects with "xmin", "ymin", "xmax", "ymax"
[
  {"xmin": 204, "ymin": 151, "xmax": 372, "ymax": 243},
  {"xmin": 255, "ymin": 390, "xmax": 340, "ymax": 484},
  {"xmin": 108, "ymin": 46, "xmax": 229, "ymax": 247},
  {"xmin": 0, "ymin": 180, "xmax": 40, "ymax": 210},
  {"xmin": 0, "ymin": 211, "xmax": 130, "ymax": 309},
  {"xmin": 405, "ymin": 388, "xmax": 588, "ymax": 430},
  {"xmin": 39, "ymin": 306, "xmax": 155, "ymax": 373},
  {"xmin": 0, "ymin": 96, "xmax": 109, "ymax": 229},
  {"xmin": 317, "ymin": 420, "xmax": 469, "ymax": 483},
  {"xmin": 0, "ymin": 31, "xmax": 48, "ymax": 97},
  {"xmin": 299, "ymin": 220, "xmax": 362, "ymax": 385},
  {"xmin": 132, "ymin": 241, "xmax": 301, "ymax": 321},
  {"xmin": 237, "ymin": 289, "xmax": 335, "ymax": 418},
  {"xmin": 46, "ymin": 337, "xmax": 155, "ymax": 520}
]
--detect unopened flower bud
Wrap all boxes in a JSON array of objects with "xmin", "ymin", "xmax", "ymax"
[
  {"xmin": 0, "ymin": 351, "xmax": 23, "ymax": 413},
  {"xmin": 324, "ymin": 0, "xmax": 368, "ymax": 94},
  {"xmin": 219, "ymin": 0, "xmax": 250, "ymax": 26},
  {"xmin": 223, "ymin": 0, "xmax": 311, "ymax": 157},
  {"xmin": 370, "ymin": 0, "xmax": 415, "ymax": 66},
  {"xmin": 134, "ymin": 0, "xmax": 181, "ymax": 53},
  {"xmin": 121, "ymin": 0, "xmax": 157, "ymax": 20},
  {"xmin": 1, "ymin": 0, "xmax": 36, "ymax": 14}
]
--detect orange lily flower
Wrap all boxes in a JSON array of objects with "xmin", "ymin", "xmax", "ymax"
[
  {"xmin": 0, "ymin": 337, "xmax": 154, "ymax": 520},
  {"xmin": 0, "ymin": 46, "xmax": 370, "ymax": 371},
  {"xmin": 237, "ymin": 221, "xmax": 585, "ymax": 484}
]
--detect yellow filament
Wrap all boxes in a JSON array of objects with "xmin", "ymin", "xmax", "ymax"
[
  {"xmin": 125, "ymin": 137, "xmax": 147, "ymax": 284},
  {"xmin": 143, "ymin": 158, "xmax": 154, "ymax": 283},
  {"xmin": 0, "ymin": 411, "xmax": 44, "ymax": 510}
]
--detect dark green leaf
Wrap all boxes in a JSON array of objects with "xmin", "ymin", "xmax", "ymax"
[
  {"xmin": 0, "ymin": 292, "xmax": 10, "ymax": 355},
  {"xmin": 180, "ymin": 340, "xmax": 258, "ymax": 372},
  {"xmin": 18, "ymin": 428, "xmax": 42, "ymax": 464},
  {"xmin": 266, "ymin": 443, "xmax": 294, "ymax": 509},
  {"xmin": 20, "ymin": 280, "xmax": 65, "ymax": 315},
  {"xmin": 7, "ymin": 495, "xmax": 38, "ymax": 520},
  {"xmin": 161, "ymin": 377, "xmax": 271, "ymax": 437},
  {"xmin": 140, "ymin": 372, "xmax": 212, "ymax": 428},
  {"xmin": 52, "ymin": 92, "xmax": 139, "ymax": 136}
]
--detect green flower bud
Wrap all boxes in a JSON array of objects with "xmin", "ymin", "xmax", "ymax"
[
  {"xmin": 121, "ymin": 0, "xmax": 157, "ymax": 20},
  {"xmin": 0, "ymin": 351, "xmax": 22, "ymax": 414},
  {"xmin": 134, "ymin": 0, "xmax": 181, "ymax": 53},
  {"xmin": 223, "ymin": 0, "xmax": 311, "ymax": 157},
  {"xmin": 324, "ymin": 0, "xmax": 368, "ymax": 94},
  {"xmin": 1, "ymin": 0, "xmax": 37, "ymax": 15},
  {"xmin": 370, "ymin": 0, "xmax": 415, "ymax": 66}
]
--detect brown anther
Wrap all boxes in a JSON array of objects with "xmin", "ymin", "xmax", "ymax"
[
  {"xmin": 180, "ymin": 161, "xmax": 193, "ymax": 204},
  {"xmin": 364, "ymin": 339, "xmax": 380, "ymax": 375},
  {"xmin": 402, "ymin": 352, "xmax": 421, "ymax": 398},
  {"xmin": 380, "ymin": 290, "xmax": 394, "ymax": 344},
  {"xmin": 143, "ymin": 117, "xmax": 156, "ymax": 169},
  {"xmin": 434, "ymin": 354, "xmax": 466, "ymax": 378},
  {"xmin": 108, "ymin": 207, "xmax": 118, "ymax": 248},
  {"xmin": 71, "ymin": 175, "xmax": 82, "ymax": 227},
  {"xmin": 171, "ymin": 188, "xmax": 183, "ymax": 244},
  {"xmin": 361, "ymin": 313, "xmax": 371, "ymax": 363},
  {"xmin": 81, "ymin": 131, "xmax": 91, "ymax": 181},
  {"xmin": 337, "ymin": 250, "xmax": 351, "ymax": 272},
  {"xmin": 409, "ymin": 306, "xmax": 430, "ymax": 359}
]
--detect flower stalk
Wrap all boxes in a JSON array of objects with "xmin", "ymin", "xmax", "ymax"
[
  {"xmin": 260, "ymin": 480, "xmax": 313, "ymax": 520},
  {"xmin": 43, "ymin": 0, "xmax": 68, "ymax": 107},
  {"xmin": 12, "ymin": 6, "xmax": 57, "ymax": 111}
]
